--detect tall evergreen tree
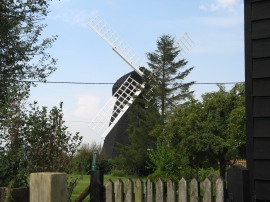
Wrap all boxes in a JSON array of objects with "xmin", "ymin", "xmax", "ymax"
[
  {"xmin": 112, "ymin": 35, "xmax": 194, "ymax": 176},
  {"xmin": 146, "ymin": 34, "xmax": 194, "ymax": 119}
]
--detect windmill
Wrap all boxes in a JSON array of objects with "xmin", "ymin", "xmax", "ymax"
[{"xmin": 88, "ymin": 16, "xmax": 194, "ymax": 158}]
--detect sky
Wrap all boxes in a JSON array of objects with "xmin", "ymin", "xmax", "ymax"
[{"xmin": 28, "ymin": 0, "xmax": 245, "ymax": 145}]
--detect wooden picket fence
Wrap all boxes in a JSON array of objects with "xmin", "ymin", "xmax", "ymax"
[{"xmin": 105, "ymin": 177, "xmax": 225, "ymax": 202}]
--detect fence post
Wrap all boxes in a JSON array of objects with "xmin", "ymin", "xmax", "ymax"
[
  {"xmin": 90, "ymin": 170, "xmax": 105, "ymax": 202},
  {"xmin": 227, "ymin": 165, "xmax": 249, "ymax": 202},
  {"xmin": 30, "ymin": 172, "xmax": 67, "ymax": 202}
]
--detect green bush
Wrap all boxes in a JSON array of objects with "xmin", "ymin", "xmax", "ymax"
[
  {"xmin": 148, "ymin": 170, "xmax": 177, "ymax": 182},
  {"xmin": 110, "ymin": 169, "xmax": 128, "ymax": 177},
  {"xmin": 97, "ymin": 158, "xmax": 112, "ymax": 174},
  {"xmin": 197, "ymin": 167, "xmax": 219, "ymax": 181}
]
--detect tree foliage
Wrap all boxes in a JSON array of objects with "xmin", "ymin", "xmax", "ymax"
[
  {"xmin": 0, "ymin": 0, "xmax": 82, "ymax": 187},
  {"xmin": 0, "ymin": 102, "xmax": 82, "ymax": 187},
  {"xmin": 24, "ymin": 102, "xmax": 82, "ymax": 172},
  {"xmin": 110, "ymin": 97, "xmax": 160, "ymax": 176},
  {"xmin": 150, "ymin": 83, "xmax": 246, "ymax": 179},
  {"xmin": 70, "ymin": 143, "xmax": 102, "ymax": 175},
  {"xmin": 146, "ymin": 34, "xmax": 194, "ymax": 119},
  {"xmin": 0, "ymin": 0, "xmax": 57, "ymax": 104}
]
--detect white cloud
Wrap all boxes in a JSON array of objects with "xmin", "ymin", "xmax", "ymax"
[
  {"xmin": 200, "ymin": 0, "xmax": 243, "ymax": 13},
  {"xmin": 73, "ymin": 95, "xmax": 101, "ymax": 120},
  {"xmin": 63, "ymin": 94, "xmax": 105, "ymax": 145},
  {"xmin": 63, "ymin": 94, "xmax": 101, "ymax": 134}
]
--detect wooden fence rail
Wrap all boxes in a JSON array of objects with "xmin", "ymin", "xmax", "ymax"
[{"xmin": 105, "ymin": 177, "xmax": 225, "ymax": 202}]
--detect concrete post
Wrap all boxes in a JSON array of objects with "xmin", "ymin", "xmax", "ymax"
[{"xmin": 30, "ymin": 172, "xmax": 67, "ymax": 202}]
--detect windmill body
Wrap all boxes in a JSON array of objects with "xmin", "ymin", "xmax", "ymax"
[{"xmin": 103, "ymin": 71, "xmax": 141, "ymax": 158}]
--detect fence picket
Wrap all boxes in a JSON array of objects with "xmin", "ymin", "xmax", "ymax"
[
  {"xmin": 167, "ymin": 180, "xmax": 176, "ymax": 202},
  {"xmin": 156, "ymin": 178, "xmax": 165, "ymax": 202},
  {"xmin": 134, "ymin": 179, "xmax": 144, "ymax": 202},
  {"xmin": 179, "ymin": 178, "xmax": 188, "ymax": 202},
  {"xmin": 115, "ymin": 179, "xmax": 124, "ymax": 202},
  {"xmin": 126, "ymin": 179, "xmax": 134, "ymax": 202},
  {"xmin": 106, "ymin": 180, "xmax": 114, "ymax": 202},
  {"xmin": 203, "ymin": 178, "xmax": 212, "ymax": 202},
  {"xmin": 190, "ymin": 178, "xmax": 199, "ymax": 202},
  {"xmin": 215, "ymin": 177, "xmax": 224, "ymax": 202},
  {"xmin": 146, "ymin": 179, "xmax": 154, "ymax": 202}
]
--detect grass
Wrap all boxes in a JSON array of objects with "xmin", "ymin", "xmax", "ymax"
[
  {"xmin": 68, "ymin": 174, "xmax": 145, "ymax": 202},
  {"xmin": 68, "ymin": 175, "xmax": 90, "ymax": 202}
]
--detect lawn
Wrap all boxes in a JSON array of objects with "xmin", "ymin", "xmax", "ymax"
[
  {"xmin": 68, "ymin": 175, "xmax": 90, "ymax": 202},
  {"xmin": 68, "ymin": 174, "xmax": 144, "ymax": 202}
]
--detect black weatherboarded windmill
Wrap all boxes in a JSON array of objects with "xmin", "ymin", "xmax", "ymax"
[
  {"xmin": 88, "ymin": 16, "xmax": 194, "ymax": 158},
  {"xmin": 102, "ymin": 71, "xmax": 142, "ymax": 158}
]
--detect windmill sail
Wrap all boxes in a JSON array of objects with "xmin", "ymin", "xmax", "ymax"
[
  {"xmin": 88, "ymin": 16, "xmax": 144, "ymax": 76},
  {"xmin": 89, "ymin": 74, "xmax": 142, "ymax": 138}
]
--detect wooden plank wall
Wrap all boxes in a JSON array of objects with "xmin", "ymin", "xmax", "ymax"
[{"xmin": 245, "ymin": 0, "xmax": 270, "ymax": 200}]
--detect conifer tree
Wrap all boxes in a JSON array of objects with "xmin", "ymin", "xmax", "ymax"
[
  {"xmin": 112, "ymin": 35, "xmax": 194, "ymax": 176},
  {"xmin": 146, "ymin": 34, "xmax": 194, "ymax": 119}
]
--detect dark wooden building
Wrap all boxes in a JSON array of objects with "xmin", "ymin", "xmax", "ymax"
[{"xmin": 245, "ymin": 0, "xmax": 270, "ymax": 200}]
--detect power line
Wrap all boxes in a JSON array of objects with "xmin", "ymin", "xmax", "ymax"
[
  {"xmin": 24, "ymin": 80, "xmax": 115, "ymax": 85},
  {"xmin": 16, "ymin": 80, "xmax": 244, "ymax": 85},
  {"xmin": 194, "ymin": 82, "xmax": 244, "ymax": 85}
]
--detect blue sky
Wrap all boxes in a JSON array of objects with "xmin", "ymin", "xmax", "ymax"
[{"xmin": 28, "ymin": 0, "xmax": 244, "ymax": 145}]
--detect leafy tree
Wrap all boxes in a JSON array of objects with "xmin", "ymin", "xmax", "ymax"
[
  {"xmin": 198, "ymin": 84, "xmax": 246, "ymax": 177},
  {"xmin": 24, "ymin": 102, "xmax": 82, "ymax": 173},
  {"xmin": 147, "ymin": 99, "xmax": 205, "ymax": 180},
  {"xmin": 147, "ymin": 139, "xmax": 182, "ymax": 181},
  {"xmin": 0, "ymin": 102, "xmax": 82, "ymax": 187},
  {"xmin": 0, "ymin": 0, "xmax": 57, "ymax": 106},
  {"xmin": 154, "ymin": 83, "xmax": 246, "ymax": 178},
  {"xmin": 0, "ymin": 0, "xmax": 57, "ymax": 133},
  {"xmin": 0, "ymin": 0, "xmax": 60, "ymax": 187}
]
